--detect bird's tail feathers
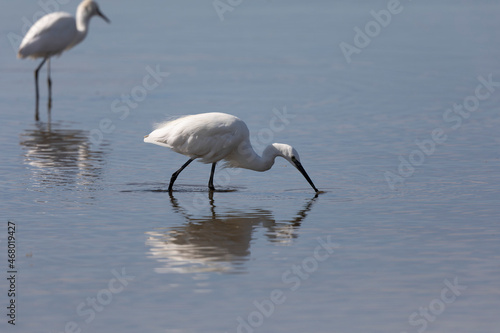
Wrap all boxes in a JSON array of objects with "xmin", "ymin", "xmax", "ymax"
[{"xmin": 153, "ymin": 114, "xmax": 188, "ymax": 130}]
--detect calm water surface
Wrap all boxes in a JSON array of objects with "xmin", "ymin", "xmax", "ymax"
[{"xmin": 1, "ymin": 1, "xmax": 499, "ymax": 332}]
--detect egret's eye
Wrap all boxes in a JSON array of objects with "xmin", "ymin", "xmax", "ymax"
[{"xmin": 291, "ymin": 156, "xmax": 297, "ymax": 162}]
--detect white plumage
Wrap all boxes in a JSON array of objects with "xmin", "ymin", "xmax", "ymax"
[
  {"xmin": 144, "ymin": 112, "xmax": 319, "ymax": 192},
  {"xmin": 19, "ymin": 13, "xmax": 78, "ymax": 59},
  {"xmin": 145, "ymin": 113, "xmax": 247, "ymax": 164}
]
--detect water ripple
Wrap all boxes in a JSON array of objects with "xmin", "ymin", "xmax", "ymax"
[{"xmin": 19, "ymin": 121, "xmax": 110, "ymax": 190}]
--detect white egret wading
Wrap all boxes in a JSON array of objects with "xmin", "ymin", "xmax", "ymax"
[
  {"xmin": 17, "ymin": 0, "xmax": 110, "ymax": 121},
  {"xmin": 144, "ymin": 112, "xmax": 319, "ymax": 193}
]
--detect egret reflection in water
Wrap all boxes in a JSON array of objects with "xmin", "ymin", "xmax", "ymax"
[
  {"xmin": 146, "ymin": 193, "xmax": 319, "ymax": 274},
  {"xmin": 19, "ymin": 121, "xmax": 108, "ymax": 189}
]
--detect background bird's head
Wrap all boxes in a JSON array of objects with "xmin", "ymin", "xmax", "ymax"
[{"xmin": 79, "ymin": 0, "xmax": 110, "ymax": 23}]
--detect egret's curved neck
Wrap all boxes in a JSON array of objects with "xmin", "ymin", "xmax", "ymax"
[
  {"xmin": 69, "ymin": 10, "xmax": 91, "ymax": 50},
  {"xmin": 75, "ymin": 8, "xmax": 92, "ymax": 36},
  {"xmin": 229, "ymin": 142, "xmax": 281, "ymax": 172}
]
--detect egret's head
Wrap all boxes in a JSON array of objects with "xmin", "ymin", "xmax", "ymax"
[
  {"xmin": 79, "ymin": 0, "xmax": 110, "ymax": 23},
  {"xmin": 272, "ymin": 143, "xmax": 318, "ymax": 193},
  {"xmin": 272, "ymin": 143, "xmax": 299, "ymax": 163}
]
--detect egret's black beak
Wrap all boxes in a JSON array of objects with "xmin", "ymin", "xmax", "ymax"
[
  {"xmin": 293, "ymin": 159, "xmax": 319, "ymax": 193},
  {"xmin": 97, "ymin": 9, "xmax": 110, "ymax": 23}
]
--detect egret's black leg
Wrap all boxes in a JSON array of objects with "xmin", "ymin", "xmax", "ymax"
[
  {"xmin": 47, "ymin": 58, "xmax": 52, "ymax": 111},
  {"xmin": 208, "ymin": 162, "xmax": 217, "ymax": 191},
  {"xmin": 169, "ymin": 158, "xmax": 195, "ymax": 192},
  {"xmin": 34, "ymin": 58, "xmax": 47, "ymax": 121}
]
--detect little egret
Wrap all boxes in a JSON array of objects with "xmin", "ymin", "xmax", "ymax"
[
  {"xmin": 144, "ymin": 112, "xmax": 319, "ymax": 193},
  {"xmin": 17, "ymin": 0, "xmax": 110, "ymax": 121}
]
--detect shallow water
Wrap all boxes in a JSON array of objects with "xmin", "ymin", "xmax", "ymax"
[{"xmin": 1, "ymin": 1, "xmax": 499, "ymax": 332}]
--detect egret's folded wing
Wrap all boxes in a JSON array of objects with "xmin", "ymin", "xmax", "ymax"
[{"xmin": 18, "ymin": 13, "xmax": 77, "ymax": 58}]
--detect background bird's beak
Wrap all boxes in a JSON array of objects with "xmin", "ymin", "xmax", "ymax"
[
  {"xmin": 293, "ymin": 160, "xmax": 319, "ymax": 193},
  {"xmin": 97, "ymin": 9, "xmax": 110, "ymax": 23}
]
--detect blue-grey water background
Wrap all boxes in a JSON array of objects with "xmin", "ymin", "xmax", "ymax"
[{"xmin": 1, "ymin": 1, "xmax": 499, "ymax": 332}]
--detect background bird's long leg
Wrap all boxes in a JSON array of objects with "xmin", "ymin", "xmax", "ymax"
[
  {"xmin": 208, "ymin": 162, "xmax": 217, "ymax": 191},
  {"xmin": 47, "ymin": 58, "xmax": 52, "ymax": 111},
  {"xmin": 169, "ymin": 158, "xmax": 195, "ymax": 192},
  {"xmin": 34, "ymin": 58, "xmax": 47, "ymax": 121}
]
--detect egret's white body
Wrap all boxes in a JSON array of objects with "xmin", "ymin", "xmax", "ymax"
[
  {"xmin": 18, "ymin": 0, "xmax": 110, "ymax": 120},
  {"xmin": 144, "ymin": 112, "xmax": 319, "ymax": 192}
]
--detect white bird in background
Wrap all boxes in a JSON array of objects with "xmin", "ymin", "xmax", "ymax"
[
  {"xmin": 17, "ymin": 0, "xmax": 110, "ymax": 121},
  {"xmin": 144, "ymin": 112, "xmax": 319, "ymax": 193}
]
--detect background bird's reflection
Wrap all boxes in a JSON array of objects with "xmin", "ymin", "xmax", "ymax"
[
  {"xmin": 19, "ymin": 121, "xmax": 108, "ymax": 189},
  {"xmin": 146, "ymin": 193, "xmax": 318, "ymax": 274}
]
